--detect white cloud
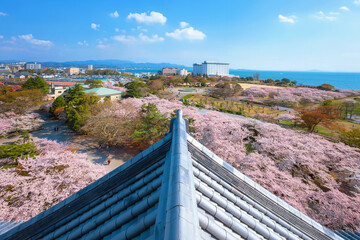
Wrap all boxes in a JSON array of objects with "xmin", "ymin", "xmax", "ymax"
[
  {"xmin": 0, "ymin": 12, "xmax": 7, "ymax": 16},
  {"xmin": 78, "ymin": 40, "xmax": 88, "ymax": 46},
  {"xmin": 97, "ymin": 44, "xmax": 107, "ymax": 48},
  {"xmin": 314, "ymin": 11, "xmax": 338, "ymax": 21},
  {"xmin": 115, "ymin": 28, "xmax": 119, "ymax": 32},
  {"xmin": 355, "ymin": 0, "xmax": 360, "ymax": 5},
  {"xmin": 113, "ymin": 35, "xmax": 137, "ymax": 42},
  {"xmin": 18, "ymin": 34, "xmax": 53, "ymax": 46},
  {"xmin": 138, "ymin": 33, "xmax": 164, "ymax": 42},
  {"xmin": 180, "ymin": 21, "xmax": 189, "ymax": 28},
  {"xmin": 166, "ymin": 27, "xmax": 206, "ymax": 40},
  {"xmin": 278, "ymin": 14, "xmax": 296, "ymax": 23},
  {"xmin": 97, "ymin": 40, "xmax": 109, "ymax": 48},
  {"xmin": 340, "ymin": 6, "xmax": 350, "ymax": 11},
  {"xmin": 110, "ymin": 10, "xmax": 119, "ymax": 18},
  {"xmin": 136, "ymin": 26, "xmax": 148, "ymax": 32},
  {"xmin": 112, "ymin": 33, "xmax": 164, "ymax": 43},
  {"xmin": 0, "ymin": 35, "xmax": 3, "ymax": 39},
  {"xmin": 91, "ymin": 23, "xmax": 100, "ymax": 30},
  {"xmin": 127, "ymin": 11, "xmax": 167, "ymax": 25}
]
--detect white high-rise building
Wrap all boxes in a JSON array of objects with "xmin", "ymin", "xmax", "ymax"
[
  {"xmin": 88, "ymin": 65, "xmax": 93, "ymax": 71},
  {"xmin": 192, "ymin": 61, "xmax": 229, "ymax": 76},
  {"xmin": 179, "ymin": 69, "xmax": 189, "ymax": 76},
  {"xmin": 25, "ymin": 62, "xmax": 41, "ymax": 70}
]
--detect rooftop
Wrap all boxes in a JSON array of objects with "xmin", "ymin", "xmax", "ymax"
[
  {"xmin": 0, "ymin": 110, "xmax": 345, "ymax": 240},
  {"xmin": 84, "ymin": 87, "xmax": 124, "ymax": 97}
]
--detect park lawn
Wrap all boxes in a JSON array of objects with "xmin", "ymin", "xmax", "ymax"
[
  {"xmin": 280, "ymin": 118, "xmax": 359, "ymax": 139},
  {"xmin": 315, "ymin": 119, "xmax": 360, "ymax": 137},
  {"xmin": 189, "ymin": 95, "xmax": 285, "ymax": 117}
]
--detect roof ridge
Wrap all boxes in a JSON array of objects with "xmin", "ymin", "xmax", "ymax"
[{"xmin": 155, "ymin": 109, "xmax": 201, "ymax": 239}]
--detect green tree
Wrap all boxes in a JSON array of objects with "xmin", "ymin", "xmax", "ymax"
[
  {"xmin": 49, "ymin": 96, "xmax": 66, "ymax": 115},
  {"xmin": 66, "ymin": 107, "xmax": 83, "ymax": 131},
  {"xmin": 0, "ymin": 143, "xmax": 38, "ymax": 161},
  {"xmin": 65, "ymin": 94, "xmax": 100, "ymax": 131},
  {"xmin": 340, "ymin": 128, "xmax": 360, "ymax": 149},
  {"xmin": 85, "ymin": 79, "xmax": 103, "ymax": 88},
  {"xmin": 18, "ymin": 130, "xmax": 32, "ymax": 144},
  {"xmin": 67, "ymin": 84, "xmax": 84, "ymax": 102},
  {"xmin": 264, "ymin": 78, "xmax": 274, "ymax": 84},
  {"xmin": 22, "ymin": 76, "xmax": 49, "ymax": 94},
  {"xmin": 317, "ymin": 84, "xmax": 335, "ymax": 91},
  {"xmin": 132, "ymin": 103, "xmax": 169, "ymax": 147},
  {"xmin": 281, "ymin": 78, "xmax": 291, "ymax": 84},
  {"xmin": 124, "ymin": 81, "xmax": 149, "ymax": 98},
  {"xmin": 184, "ymin": 76, "xmax": 191, "ymax": 84}
]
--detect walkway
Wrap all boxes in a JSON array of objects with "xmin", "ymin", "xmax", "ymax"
[{"xmin": 1, "ymin": 113, "xmax": 137, "ymax": 172}]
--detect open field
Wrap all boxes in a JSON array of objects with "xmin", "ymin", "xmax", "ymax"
[
  {"xmin": 188, "ymin": 94, "xmax": 285, "ymax": 117},
  {"xmin": 238, "ymin": 83, "xmax": 282, "ymax": 90}
]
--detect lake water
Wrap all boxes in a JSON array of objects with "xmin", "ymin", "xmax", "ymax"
[
  {"xmin": 230, "ymin": 70, "xmax": 360, "ymax": 90},
  {"xmin": 123, "ymin": 69, "xmax": 360, "ymax": 90}
]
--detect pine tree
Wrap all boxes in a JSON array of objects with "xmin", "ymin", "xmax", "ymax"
[
  {"xmin": 22, "ymin": 76, "xmax": 49, "ymax": 94},
  {"xmin": 132, "ymin": 103, "xmax": 169, "ymax": 147},
  {"xmin": 49, "ymin": 96, "xmax": 66, "ymax": 115}
]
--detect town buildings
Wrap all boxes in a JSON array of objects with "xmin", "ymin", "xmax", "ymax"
[
  {"xmin": 66, "ymin": 67, "xmax": 80, "ymax": 75},
  {"xmin": 87, "ymin": 65, "xmax": 93, "ymax": 71},
  {"xmin": 193, "ymin": 61, "xmax": 229, "ymax": 76},
  {"xmin": 25, "ymin": 62, "xmax": 41, "ymax": 70},
  {"xmin": 162, "ymin": 67, "xmax": 179, "ymax": 76}
]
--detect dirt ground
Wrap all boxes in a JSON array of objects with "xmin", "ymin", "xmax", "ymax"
[{"xmin": 238, "ymin": 83, "xmax": 282, "ymax": 90}]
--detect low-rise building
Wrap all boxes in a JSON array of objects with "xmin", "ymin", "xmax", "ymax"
[
  {"xmin": 13, "ymin": 72, "xmax": 36, "ymax": 79},
  {"xmin": 0, "ymin": 66, "xmax": 11, "ymax": 72},
  {"xmin": 66, "ymin": 67, "xmax": 80, "ymax": 75},
  {"xmin": 84, "ymin": 87, "xmax": 123, "ymax": 101},
  {"xmin": 162, "ymin": 68, "xmax": 179, "ymax": 76}
]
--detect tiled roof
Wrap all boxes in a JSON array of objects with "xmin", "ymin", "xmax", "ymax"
[
  {"xmin": 0, "ymin": 221, "xmax": 22, "ymax": 236},
  {"xmin": 0, "ymin": 110, "xmax": 345, "ymax": 240},
  {"xmin": 84, "ymin": 87, "xmax": 123, "ymax": 97},
  {"xmin": 335, "ymin": 230, "xmax": 360, "ymax": 240}
]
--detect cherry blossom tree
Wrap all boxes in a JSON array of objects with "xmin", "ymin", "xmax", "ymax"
[
  {"xmin": 0, "ymin": 112, "xmax": 44, "ymax": 136},
  {"xmin": 242, "ymin": 86, "xmax": 360, "ymax": 105},
  {"xmin": 0, "ymin": 139, "xmax": 106, "ymax": 221},
  {"xmin": 137, "ymin": 96, "xmax": 360, "ymax": 230}
]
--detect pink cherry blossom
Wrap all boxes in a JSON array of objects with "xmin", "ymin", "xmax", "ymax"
[{"xmin": 0, "ymin": 138, "xmax": 106, "ymax": 221}]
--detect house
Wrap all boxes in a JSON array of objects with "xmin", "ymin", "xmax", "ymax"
[
  {"xmin": 13, "ymin": 72, "xmax": 35, "ymax": 79},
  {"xmin": 84, "ymin": 87, "xmax": 123, "ymax": 101},
  {"xmin": 0, "ymin": 110, "xmax": 346, "ymax": 240}
]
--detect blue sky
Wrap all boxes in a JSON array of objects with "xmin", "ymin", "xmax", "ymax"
[{"xmin": 1, "ymin": 0, "xmax": 360, "ymax": 71}]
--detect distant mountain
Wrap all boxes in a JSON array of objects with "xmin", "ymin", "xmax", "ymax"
[{"xmin": 38, "ymin": 60, "xmax": 189, "ymax": 69}]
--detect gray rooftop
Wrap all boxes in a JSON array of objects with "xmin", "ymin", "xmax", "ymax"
[{"xmin": 0, "ymin": 110, "xmax": 344, "ymax": 240}]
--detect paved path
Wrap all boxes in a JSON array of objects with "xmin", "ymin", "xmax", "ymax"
[{"xmin": 1, "ymin": 113, "xmax": 138, "ymax": 172}]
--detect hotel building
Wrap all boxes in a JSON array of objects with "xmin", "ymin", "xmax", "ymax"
[{"xmin": 193, "ymin": 61, "xmax": 229, "ymax": 76}]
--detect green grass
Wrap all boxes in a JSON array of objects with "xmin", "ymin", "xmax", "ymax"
[
  {"xmin": 278, "ymin": 120, "xmax": 294, "ymax": 127},
  {"xmin": 181, "ymin": 94, "xmax": 194, "ymax": 100},
  {"xmin": 0, "ymin": 164, "xmax": 17, "ymax": 170},
  {"xmin": 189, "ymin": 95, "xmax": 284, "ymax": 117}
]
